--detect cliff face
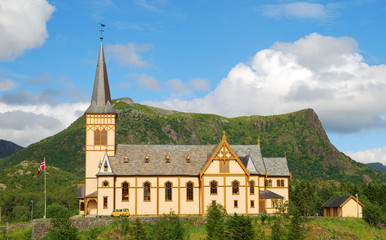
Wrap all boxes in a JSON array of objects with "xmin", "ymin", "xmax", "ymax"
[
  {"xmin": 0, "ymin": 139, "xmax": 23, "ymax": 158},
  {"xmin": 0, "ymin": 100, "xmax": 384, "ymax": 184}
]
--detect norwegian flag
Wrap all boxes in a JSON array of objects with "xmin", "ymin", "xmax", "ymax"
[{"xmin": 37, "ymin": 158, "xmax": 45, "ymax": 176}]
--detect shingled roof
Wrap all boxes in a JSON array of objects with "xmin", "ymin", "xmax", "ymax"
[
  {"xmin": 77, "ymin": 185, "xmax": 84, "ymax": 199},
  {"xmin": 260, "ymin": 189, "xmax": 284, "ymax": 199},
  {"xmin": 103, "ymin": 144, "xmax": 290, "ymax": 177},
  {"xmin": 322, "ymin": 196, "xmax": 364, "ymax": 208}
]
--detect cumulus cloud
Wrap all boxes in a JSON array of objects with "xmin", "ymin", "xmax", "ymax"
[
  {"xmin": 0, "ymin": 76, "xmax": 17, "ymax": 91},
  {"xmin": 259, "ymin": 2, "xmax": 338, "ymax": 20},
  {"xmin": 144, "ymin": 33, "xmax": 386, "ymax": 134},
  {"xmin": 345, "ymin": 146, "xmax": 386, "ymax": 165},
  {"xmin": 106, "ymin": 43, "xmax": 152, "ymax": 67},
  {"xmin": 0, "ymin": 0, "xmax": 55, "ymax": 61}
]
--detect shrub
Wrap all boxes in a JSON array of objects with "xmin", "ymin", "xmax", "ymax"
[
  {"xmin": 287, "ymin": 207, "xmax": 306, "ymax": 240},
  {"xmin": 47, "ymin": 204, "xmax": 70, "ymax": 219},
  {"xmin": 152, "ymin": 211, "xmax": 187, "ymax": 240},
  {"xmin": 205, "ymin": 202, "xmax": 227, "ymax": 240},
  {"xmin": 131, "ymin": 218, "xmax": 151, "ymax": 240},
  {"xmin": 47, "ymin": 217, "xmax": 78, "ymax": 240},
  {"xmin": 113, "ymin": 216, "xmax": 130, "ymax": 238}
]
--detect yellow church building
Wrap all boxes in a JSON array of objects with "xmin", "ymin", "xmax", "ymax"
[{"xmin": 77, "ymin": 37, "xmax": 290, "ymax": 216}]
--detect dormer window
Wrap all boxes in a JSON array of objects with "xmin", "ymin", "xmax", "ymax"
[
  {"xmin": 165, "ymin": 155, "xmax": 170, "ymax": 163},
  {"xmin": 145, "ymin": 156, "xmax": 150, "ymax": 163},
  {"xmin": 186, "ymin": 155, "xmax": 191, "ymax": 163},
  {"xmin": 123, "ymin": 156, "xmax": 129, "ymax": 163},
  {"xmin": 104, "ymin": 163, "xmax": 108, "ymax": 171}
]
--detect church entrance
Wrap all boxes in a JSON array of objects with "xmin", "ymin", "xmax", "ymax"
[{"xmin": 87, "ymin": 199, "xmax": 97, "ymax": 215}]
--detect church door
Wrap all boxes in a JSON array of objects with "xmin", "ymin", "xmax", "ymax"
[
  {"xmin": 259, "ymin": 200, "xmax": 266, "ymax": 213},
  {"xmin": 87, "ymin": 199, "xmax": 97, "ymax": 215}
]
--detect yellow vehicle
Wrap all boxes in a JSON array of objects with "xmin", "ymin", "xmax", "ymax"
[{"xmin": 111, "ymin": 208, "xmax": 130, "ymax": 217}]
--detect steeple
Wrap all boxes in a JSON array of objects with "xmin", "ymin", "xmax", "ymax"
[{"xmin": 86, "ymin": 37, "xmax": 115, "ymax": 114}]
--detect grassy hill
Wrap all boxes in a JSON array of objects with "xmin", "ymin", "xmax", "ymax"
[{"xmin": 0, "ymin": 98, "xmax": 384, "ymax": 184}]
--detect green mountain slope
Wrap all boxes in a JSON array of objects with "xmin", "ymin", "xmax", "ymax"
[
  {"xmin": 0, "ymin": 99, "xmax": 384, "ymax": 184},
  {"xmin": 366, "ymin": 162, "xmax": 386, "ymax": 173}
]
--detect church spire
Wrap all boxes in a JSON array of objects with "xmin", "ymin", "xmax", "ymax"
[{"xmin": 86, "ymin": 37, "xmax": 115, "ymax": 114}]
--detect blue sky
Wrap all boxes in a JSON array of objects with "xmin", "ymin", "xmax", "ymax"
[{"xmin": 0, "ymin": 0, "xmax": 385, "ymax": 165}]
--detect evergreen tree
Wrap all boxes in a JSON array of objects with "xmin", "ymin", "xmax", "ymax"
[
  {"xmin": 131, "ymin": 218, "xmax": 151, "ymax": 240},
  {"xmin": 205, "ymin": 202, "xmax": 227, "ymax": 240},
  {"xmin": 227, "ymin": 213, "xmax": 256, "ymax": 240},
  {"xmin": 152, "ymin": 211, "xmax": 186, "ymax": 240},
  {"xmin": 287, "ymin": 207, "xmax": 306, "ymax": 240}
]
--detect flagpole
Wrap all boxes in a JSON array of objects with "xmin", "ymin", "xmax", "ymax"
[{"xmin": 44, "ymin": 157, "xmax": 46, "ymax": 219}]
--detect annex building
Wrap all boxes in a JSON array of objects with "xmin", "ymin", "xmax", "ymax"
[{"xmin": 77, "ymin": 37, "xmax": 290, "ymax": 216}]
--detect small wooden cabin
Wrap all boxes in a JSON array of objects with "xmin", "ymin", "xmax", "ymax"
[{"xmin": 322, "ymin": 196, "xmax": 364, "ymax": 218}]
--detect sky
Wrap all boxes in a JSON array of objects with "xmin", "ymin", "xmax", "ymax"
[{"xmin": 0, "ymin": 0, "xmax": 385, "ymax": 165}]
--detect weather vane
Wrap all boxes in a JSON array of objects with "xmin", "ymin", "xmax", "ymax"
[{"xmin": 99, "ymin": 23, "xmax": 105, "ymax": 39}]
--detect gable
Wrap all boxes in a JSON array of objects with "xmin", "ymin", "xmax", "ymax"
[
  {"xmin": 200, "ymin": 133, "xmax": 250, "ymax": 177},
  {"xmin": 97, "ymin": 152, "xmax": 114, "ymax": 176}
]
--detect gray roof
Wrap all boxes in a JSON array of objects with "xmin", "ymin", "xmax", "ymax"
[
  {"xmin": 103, "ymin": 144, "xmax": 290, "ymax": 177},
  {"xmin": 109, "ymin": 144, "xmax": 215, "ymax": 176},
  {"xmin": 86, "ymin": 191, "xmax": 98, "ymax": 198},
  {"xmin": 263, "ymin": 157, "xmax": 290, "ymax": 176},
  {"xmin": 77, "ymin": 185, "xmax": 84, "ymax": 199},
  {"xmin": 260, "ymin": 190, "xmax": 284, "ymax": 199},
  {"xmin": 321, "ymin": 196, "xmax": 356, "ymax": 208},
  {"xmin": 86, "ymin": 38, "xmax": 115, "ymax": 114}
]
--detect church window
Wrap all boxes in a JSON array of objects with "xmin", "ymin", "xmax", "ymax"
[
  {"xmin": 250, "ymin": 180, "xmax": 255, "ymax": 194},
  {"xmin": 80, "ymin": 202, "xmax": 84, "ymax": 211},
  {"xmin": 122, "ymin": 182, "xmax": 129, "ymax": 201},
  {"xmin": 186, "ymin": 182, "xmax": 193, "ymax": 201},
  {"xmin": 145, "ymin": 156, "xmax": 150, "ymax": 163},
  {"xmin": 219, "ymin": 161, "xmax": 229, "ymax": 173},
  {"xmin": 210, "ymin": 181, "xmax": 217, "ymax": 195},
  {"xmin": 265, "ymin": 179, "xmax": 272, "ymax": 187},
  {"xmin": 144, "ymin": 182, "xmax": 151, "ymax": 201},
  {"xmin": 103, "ymin": 196, "xmax": 108, "ymax": 209},
  {"xmin": 232, "ymin": 180, "xmax": 239, "ymax": 195},
  {"xmin": 251, "ymin": 200, "xmax": 255, "ymax": 208},
  {"xmin": 101, "ymin": 129, "xmax": 107, "ymax": 145},
  {"xmin": 272, "ymin": 200, "xmax": 278, "ymax": 208},
  {"xmin": 103, "ymin": 163, "xmax": 108, "ymax": 171},
  {"xmin": 94, "ymin": 129, "xmax": 100, "ymax": 145},
  {"xmin": 186, "ymin": 155, "xmax": 191, "ymax": 163},
  {"xmin": 234, "ymin": 200, "xmax": 238, "ymax": 208},
  {"xmin": 281, "ymin": 179, "xmax": 285, "ymax": 187},
  {"xmin": 123, "ymin": 156, "xmax": 129, "ymax": 163},
  {"xmin": 102, "ymin": 180, "xmax": 109, "ymax": 187},
  {"xmin": 165, "ymin": 181, "xmax": 172, "ymax": 201},
  {"xmin": 165, "ymin": 155, "xmax": 170, "ymax": 163}
]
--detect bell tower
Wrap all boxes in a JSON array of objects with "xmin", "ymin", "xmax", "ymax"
[{"xmin": 84, "ymin": 36, "xmax": 116, "ymax": 203}]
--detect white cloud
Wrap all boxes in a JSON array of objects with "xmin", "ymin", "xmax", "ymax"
[
  {"xmin": 190, "ymin": 78, "xmax": 210, "ymax": 91},
  {"xmin": 144, "ymin": 33, "xmax": 386, "ymax": 134},
  {"xmin": 0, "ymin": 0, "xmax": 55, "ymax": 61},
  {"xmin": 345, "ymin": 146, "xmax": 386, "ymax": 165},
  {"xmin": 106, "ymin": 43, "xmax": 152, "ymax": 67},
  {"xmin": 129, "ymin": 73, "xmax": 161, "ymax": 91},
  {"xmin": 0, "ymin": 76, "xmax": 17, "ymax": 91},
  {"xmin": 167, "ymin": 79, "xmax": 191, "ymax": 96},
  {"xmin": 0, "ymin": 102, "xmax": 88, "ymax": 147},
  {"xmin": 260, "ymin": 2, "xmax": 336, "ymax": 20}
]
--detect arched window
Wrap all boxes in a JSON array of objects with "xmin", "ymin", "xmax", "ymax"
[
  {"xmin": 281, "ymin": 179, "xmax": 284, "ymax": 187},
  {"xmin": 250, "ymin": 180, "xmax": 255, "ymax": 194},
  {"xmin": 165, "ymin": 181, "xmax": 172, "ymax": 201},
  {"xmin": 122, "ymin": 182, "xmax": 129, "ymax": 201},
  {"xmin": 144, "ymin": 182, "xmax": 151, "ymax": 201},
  {"xmin": 101, "ymin": 129, "xmax": 107, "ymax": 145},
  {"xmin": 210, "ymin": 181, "xmax": 217, "ymax": 195},
  {"xmin": 232, "ymin": 180, "xmax": 239, "ymax": 195},
  {"xmin": 186, "ymin": 182, "xmax": 193, "ymax": 201},
  {"xmin": 94, "ymin": 129, "xmax": 100, "ymax": 145}
]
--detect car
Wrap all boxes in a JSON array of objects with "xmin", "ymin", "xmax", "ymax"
[{"xmin": 111, "ymin": 208, "xmax": 130, "ymax": 217}]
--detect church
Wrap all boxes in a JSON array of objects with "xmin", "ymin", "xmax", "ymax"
[{"xmin": 77, "ymin": 37, "xmax": 290, "ymax": 216}]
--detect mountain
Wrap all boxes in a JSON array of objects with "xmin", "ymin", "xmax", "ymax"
[
  {"xmin": 366, "ymin": 162, "xmax": 386, "ymax": 173},
  {"xmin": 0, "ymin": 139, "xmax": 23, "ymax": 158},
  {"xmin": 0, "ymin": 98, "xmax": 384, "ymax": 184}
]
